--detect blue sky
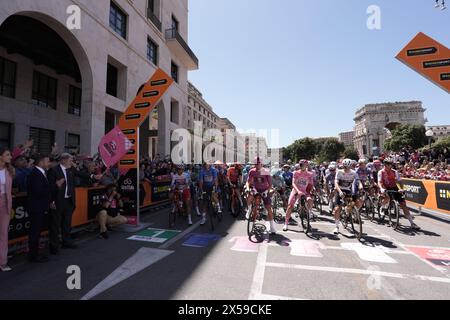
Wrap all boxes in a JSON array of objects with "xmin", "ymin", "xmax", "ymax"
[{"xmin": 187, "ymin": 0, "xmax": 449, "ymax": 148}]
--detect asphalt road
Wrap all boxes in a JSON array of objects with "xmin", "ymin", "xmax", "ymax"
[{"xmin": 0, "ymin": 202, "xmax": 449, "ymax": 300}]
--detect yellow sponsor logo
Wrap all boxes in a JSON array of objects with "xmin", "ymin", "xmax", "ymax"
[{"xmin": 439, "ymin": 189, "xmax": 450, "ymax": 199}]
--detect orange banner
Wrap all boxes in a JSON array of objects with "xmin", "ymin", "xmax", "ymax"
[
  {"xmin": 118, "ymin": 68, "xmax": 173, "ymax": 172},
  {"xmin": 396, "ymin": 32, "xmax": 450, "ymax": 94},
  {"xmin": 403, "ymin": 179, "xmax": 450, "ymax": 216}
]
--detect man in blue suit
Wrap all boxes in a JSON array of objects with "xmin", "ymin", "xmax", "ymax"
[{"xmin": 26, "ymin": 154, "xmax": 51, "ymax": 263}]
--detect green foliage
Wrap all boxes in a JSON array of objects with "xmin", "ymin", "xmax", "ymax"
[
  {"xmin": 343, "ymin": 146, "xmax": 359, "ymax": 160},
  {"xmin": 384, "ymin": 124, "xmax": 428, "ymax": 152},
  {"xmin": 431, "ymin": 136, "xmax": 450, "ymax": 151},
  {"xmin": 284, "ymin": 137, "xmax": 345, "ymax": 163}
]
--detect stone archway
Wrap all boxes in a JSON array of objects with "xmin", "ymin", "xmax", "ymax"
[{"xmin": 0, "ymin": 10, "xmax": 94, "ymax": 154}]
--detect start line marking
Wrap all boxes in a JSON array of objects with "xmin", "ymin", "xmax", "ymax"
[{"xmin": 265, "ymin": 262, "xmax": 450, "ymax": 284}]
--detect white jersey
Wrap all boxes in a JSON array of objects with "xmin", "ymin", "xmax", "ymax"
[{"xmin": 335, "ymin": 169, "xmax": 359, "ymax": 192}]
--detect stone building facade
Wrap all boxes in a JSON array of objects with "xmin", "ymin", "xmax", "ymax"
[
  {"xmin": 353, "ymin": 101, "xmax": 426, "ymax": 157},
  {"xmin": 0, "ymin": 0, "xmax": 198, "ymax": 157}
]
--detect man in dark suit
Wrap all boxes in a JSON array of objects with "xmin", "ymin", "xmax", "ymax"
[
  {"xmin": 26, "ymin": 154, "xmax": 51, "ymax": 263},
  {"xmin": 48, "ymin": 153, "xmax": 77, "ymax": 254}
]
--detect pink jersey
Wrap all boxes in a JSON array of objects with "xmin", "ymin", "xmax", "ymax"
[
  {"xmin": 248, "ymin": 168, "xmax": 271, "ymax": 191},
  {"xmin": 293, "ymin": 170, "xmax": 314, "ymax": 194}
]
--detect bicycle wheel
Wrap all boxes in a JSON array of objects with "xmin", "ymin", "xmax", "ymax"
[
  {"xmin": 350, "ymin": 207, "xmax": 363, "ymax": 240},
  {"xmin": 207, "ymin": 197, "xmax": 215, "ymax": 231},
  {"xmin": 389, "ymin": 201, "xmax": 400, "ymax": 230},
  {"xmin": 300, "ymin": 206, "xmax": 310, "ymax": 233},
  {"xmin": 247, "ymin": 205, "xmax": 257, "ymax": 237},
  {"xmin": 364, "ymin": 197, "xmax": 374, "ymax": 219}
]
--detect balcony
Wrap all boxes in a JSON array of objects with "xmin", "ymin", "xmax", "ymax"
[
  {"xmin": 147, "ymin": 9, "xmax": 162, "ymax": 32},
  {"xmin": 165, "ymin": 28, "xmax": 199, "ymax": 70}
]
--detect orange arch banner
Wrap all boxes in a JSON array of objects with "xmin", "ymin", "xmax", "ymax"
[
  {"xmin": 396, "ymin": 32, "xmax": 450, "ymax": 94},
  {"xmin": 118, "ymin": 68, "xmax": 173, "ymax": 173},
  {"xmin": 99, "ymin": 68, "xmax": 173, "ymax": 226}
]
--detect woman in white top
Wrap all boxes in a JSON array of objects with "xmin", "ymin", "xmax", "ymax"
[{"xmin": 0, "ymin": 146, "xmax": 14, "ymax": 272}]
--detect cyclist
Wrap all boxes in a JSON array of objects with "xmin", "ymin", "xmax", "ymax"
[
  {"xmin": 283, "ymin": 160, "xmax": 314, "ymax": 232},
  {"xmin": 333, "ymin": 159, "xmax": 361, "ymax": 235},
  {"xmin": 271, "ymin": 163, "xmax": 287, "ymax": 211},
  {"xmin": 246, "ymin": 156, "xmax": 277, "ymax": 234},
  {"xmin": 190, "ymin": 164, "xmax": 202, "ymax": 217},
  {"xmin": 227, "ymin": 162, "xmax": 244, "ymax": 214},
  {"xmin": 170, "ymin": 165, "xmax": 193, "ymax": 225},
  {"xmin": 282, "ymin": 164, "xmax": 293, "ymax": 189},
  {"xmin": 199, "ymin": 161, "xmax": 219, "ymax": 225},
  {"xmin": 378, "ymin": 158, "xmax": 420, "ymax": 230},
  {"xmin": 214, "ymin": 162, "xmax": 226, "ymax": 214},
  {"xmin": 355, "ymin": 158, "xmax": 373, "ymax": 210},
  {"xmin": 324, "ymin": 163, "xmax": 337, "ymax": 207}
]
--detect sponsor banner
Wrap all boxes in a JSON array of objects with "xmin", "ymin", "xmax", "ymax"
[
  {"xmin": 87, "ymin": 188, "xmax": 109, "ymax": 220},
  {"xmin": 8, "ymin": 196, "xmax": 49, "ymax": 241},
  {"xmin": 127, "ymin": 228, "xmax": 181, "ymax": 243},
  {"xmin": 118, "ymin": 169, "xmax": 139, "ymax": 225},
  {"xmin": 403, "ymin": 179, "xmax": 450, "ymax": 216},
  {"xmin": 435, "ymin": 183, "xmax": 450, "ymax": 212},
  {"xmin": 151, "ymin": 175, "xmax": 172, "ymax": 203},
  {"xmin": 403, "ymin": 180, "xmax": 428, "ymax": 205},
  {"xmin": 182, "ymin": 233, "xmax": 220, "ymax": 248}
]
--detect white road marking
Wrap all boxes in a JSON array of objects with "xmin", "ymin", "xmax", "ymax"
[
  {"xmin": 255, "ymin": 293, "xmax": 308, "ymax": 300},
  {"xmin": 248, "ymin": 241, "xmax": 268, "ymax": 300},
  {"xmin": 265, "ymin": 262, "xmax": 450, "ymax": 284},
  {"xmin": 368, "ymin": 225, "xmax": 450, "ymax": 277},
  {"xmin": 81, "ymin": 248, "xmax": 174, "ymax": 300},
  {"xmin": 340, "ymin": 242, "xmax": 397, "ymax": 264}
]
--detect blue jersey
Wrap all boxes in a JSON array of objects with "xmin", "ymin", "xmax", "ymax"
[
  {"xmin": 199, "ymin": 167, "xmax": 218, "ymax": 188},
  {"xmin": 282, "ymin": 171, "xmax": 293, "ymax": 187},
  {"xmin": 356, "ymin": 167, "xmax": 372, "ymax": 186}
]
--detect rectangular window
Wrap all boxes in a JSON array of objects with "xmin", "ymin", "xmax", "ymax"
[
  {"xmin": 147, "ymin": 37, "xmax": 158, "ymax": 65},
  {"xmin": 106, "ymin": 63, "xmax": 118, "ymax": 97},
  {"xmin": 66, "ymin": 133, "xmax": 80, "ymax": 153},
  {"xmin": 32, "ymin": 71, "xmax": 57, "ymax": 109},
  {"xmin": 172, "ymin": 15, "xmax": 179, "ymax": 31},
  {"xmin": 170, "ymin": 100, "xmax": 179, "ymax": 124},
  {"xmin": 68, "ymin": 85, "xmax": 82, "ymax": 116},
  {"xmin": 29, "ymin": 127, "xmax": 55, "ymax": 155},
  {"xmin": 0, "ymin": 57, "xmax": 17, "ymax": 98},
  {"xmin": 110, "ymin": 1, "xmax": 127, "ymax": 39},
  {"xmin": 0, "ymin": 122, "xmax": 12, "ymax": 149},
  {"xmin": 171, "ymin": 61, "xmax": 179, "ymax": 83}
]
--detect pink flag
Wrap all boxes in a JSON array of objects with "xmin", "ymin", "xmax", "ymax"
[{"xmin": 98, "ymin": 126, "xmax": 133, "ymax": 169}]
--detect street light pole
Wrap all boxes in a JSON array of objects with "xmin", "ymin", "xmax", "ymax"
[{"xmin": 426, "ymin": 129, "xmax": 434, "ymax": 149}]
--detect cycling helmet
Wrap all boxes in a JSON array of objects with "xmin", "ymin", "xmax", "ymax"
[
  {"xmin": 383, "ymin": 158, "xmax": 393, "ymax": 165},
  {"xmin": 330, "ymin": 161, "xmax": 337, "ymax": 167},
  {"xmin": 329, "ymin": 164, "xmax": 337, "ymax": 171},
  {"xmin": 358, "ymin": 158, "xmax": 367, "ymax": 164},
  {"xmin": 299, "ymin": 159, "xmax": 309, "ymax": 167},
  {"xmin": 294, "ymin": 164, "xmax": 301, "ymax": 170},
  {"xmin": 342, "ymin": 159, "xmax": 353, "ymax": 168}
]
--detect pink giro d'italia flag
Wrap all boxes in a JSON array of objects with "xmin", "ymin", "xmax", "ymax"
[{"xmin": 99, "ymin": 126, "xmax": 133, "ymax": 168}]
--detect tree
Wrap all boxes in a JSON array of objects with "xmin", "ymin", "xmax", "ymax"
[
  {"xmin": 284, "ymin": 137, "xmax": 345, "ymax": 163},
  {"xmin": 343, "ymin": 146, "xmax": 359, "ymax": 160},
  {"xmin": 431, "ymin": 136, "xmax": 450, "ymax": 151},
  {"xmin": 384, "ymin": 124, "xmax": 428, "ymax": 152},
  {"xmin": 315, "ymin": 138, "xmax": 345, "ymax": 163}
]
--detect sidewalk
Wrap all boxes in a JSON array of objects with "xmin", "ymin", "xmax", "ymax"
[{"xmin": 407, "ymin": 204, "xmax": 450, "ymax": 223}]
